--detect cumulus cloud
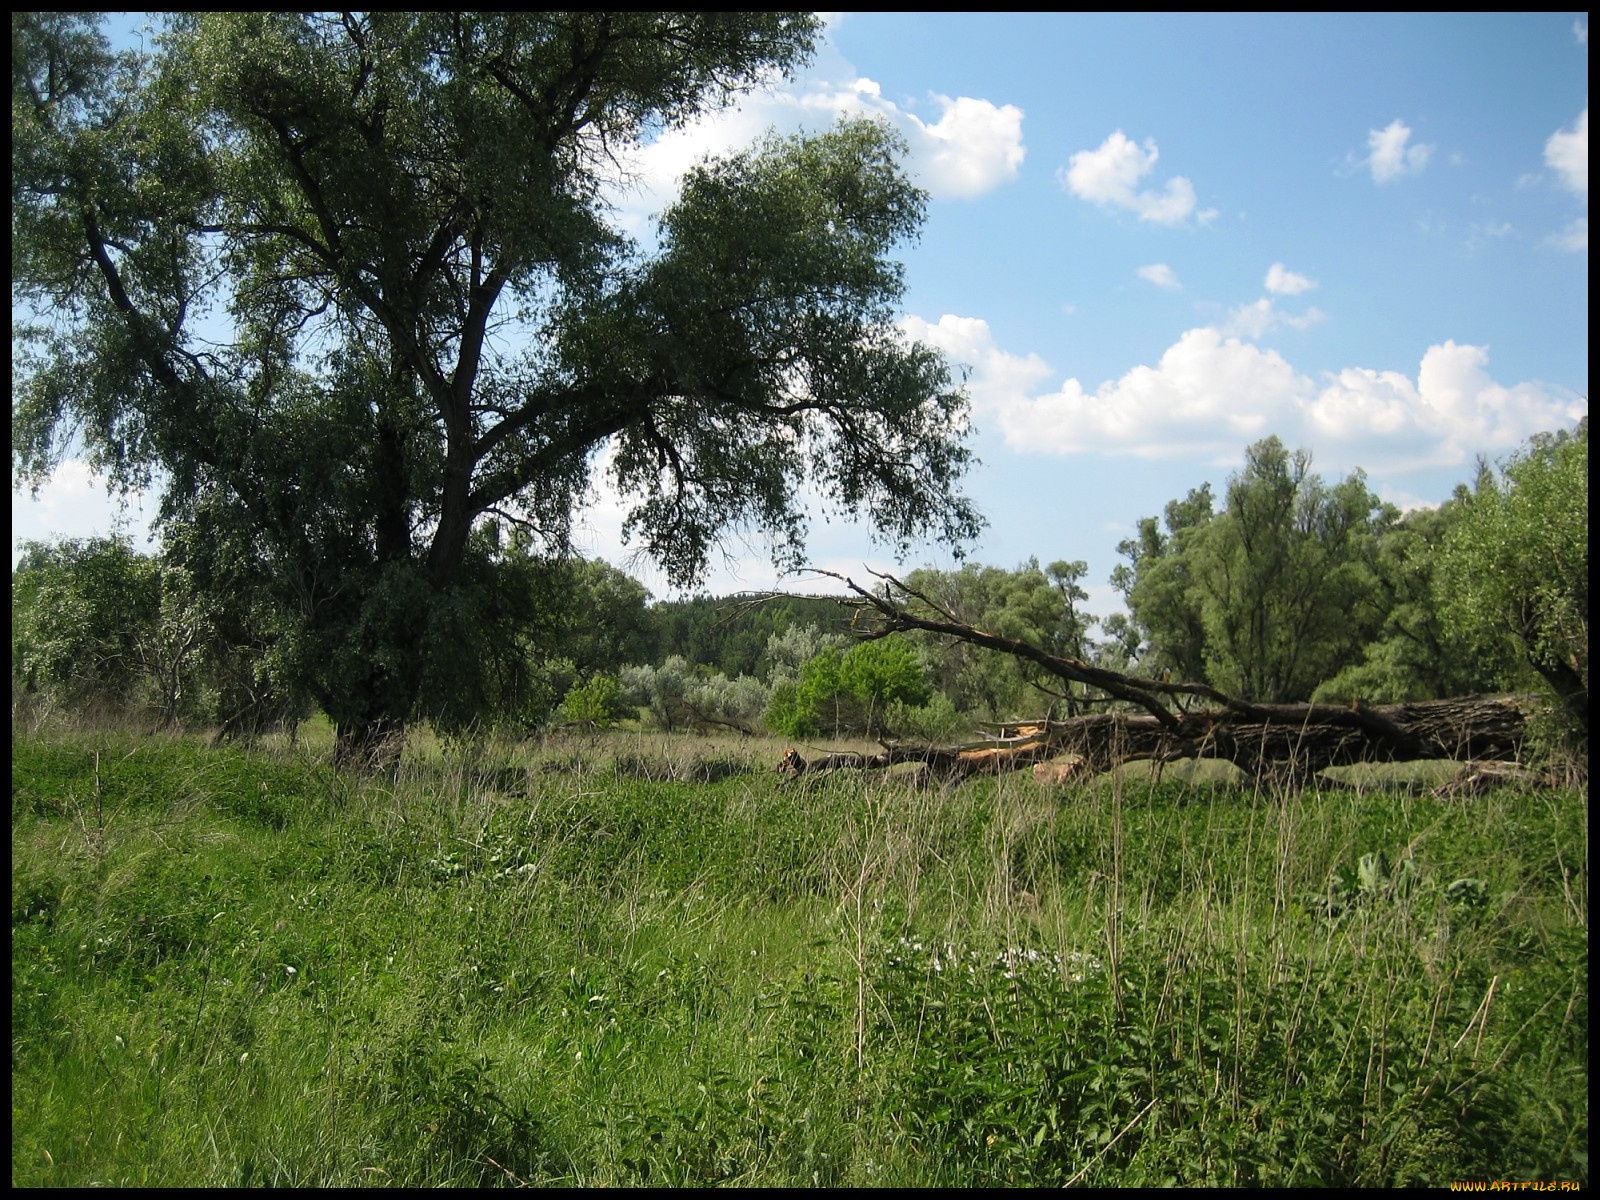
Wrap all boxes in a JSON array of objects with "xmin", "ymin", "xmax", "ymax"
[
  {"xmin": 1137, "ymin": 263, "xmax": 1181, "ymax": 289},
  {"xmin": 1367, "ymin": 119, "xmax": 1434, "ymax": 183},
  {"xmin": 1545, "ymin": 107, "xmax": 1588, "ymax": 197},
  {"xmin": 1264, "ymin": 262, "xmax": 1315, "ymax": 296},
  {"xmin": 1307, "ymin": 341, "xmax": 1584, "ymax": 463},
  {"xmin": 904, "ymin": 93, "xmax": 1026, "ymax": 198},
  {"xmin": 1058, "ymin": 131, "xmax": 1215, "ymax": 226},
  {"xmin": 600, "ymin": 63, "xmax": 1027, "ymax": 241},
  {"xmin": 900, "ymin": 313, "xmax": 1052, "ymax": 410},
  {"xmin": 926, "ymin": 314, "xmax": 1583, "ymax": 471},
  {"xmin": 794, "ymin": 81, "xmax": 1026, "ymax": 198},
  {"xmin": 1575, "ymin": 16, "xmax": 1588, "ymax": 45},
  {"xmin": 998, "ymin": 328, "xmax": 1300, "ymax": 459}
]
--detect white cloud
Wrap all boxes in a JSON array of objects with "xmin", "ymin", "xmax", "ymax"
[
  {"xmin": 1545, "ymin": 107, "xmax": 1588, "ymax": 197},
  {"xmin": 1219, "ymin": 298, "xmax": 1327, "ymax": 339},
  {"xmin": 1136, "ymin": 263, "xmax": 1181, "ymax": 289},
  {"xmin": 931, "ymin": 314, "xmax": 1584, "ymax": 472},
  {"xmin": 602, "ymin": 67, "xmax": 1027, "ymax": 238},
  {"xmin": 1574, "ymin": 17, "xmax": 1588, "ymax": 45},
  {"xmin": 900, "ymin": 313, "xmax": 1052, "ymax": 411},
  {"xmin": 1306, "ymin": 341, "xmax": 1584, "ymax": 463},
  {"xmin": 904, "ymin": 94, "xmax": 1026, "ymax": 198},
  {"xmin": 1058, "ymin": 131, "xmax": 1214, "ymax": 226},
  {"xmin": 1367, "ymin": 119, "xmax": 1434, "ymax": 183},
  {"xmin": 998, "ymin": 327, "xmax": 1301, "ymax": 459},
  {"xmin": 11, "ymin": 461, "xmax": 159, "ymax": 563},
  {"xmin": 1221, "ymin": 299, "xmax": 1277, "ymax": 339},
  {"xmin": 1264, "ymin": 262, "xmax": 1315, "ymax": 296},
  {"xmin": 606, "ymin": 103, "xmax": 782, "ymax": 238},
  {"xmin": 1547, "ymin": 216, "xmax": 1588, "ymax": 252}
]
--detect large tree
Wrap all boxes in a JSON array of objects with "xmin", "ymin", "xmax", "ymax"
[
  {"xmin": 1311, "ymin": 501, "xmax": 1497, "ymax": 705},
  {"xmin": 12, "ymin": 13, "xmax": 979, "ymax": 763},
  {"xmin": 1438, "ymin": 421, "xmax": 1588, "ymax": 741},
  {"xmin": 1115, "ymin": 438, "xmax": 1394, "ymax": 703}
]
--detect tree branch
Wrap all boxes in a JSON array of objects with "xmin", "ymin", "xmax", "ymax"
[{"xmin": 784, "ymin": 571, "xmax": 1543, "ymax": 787}]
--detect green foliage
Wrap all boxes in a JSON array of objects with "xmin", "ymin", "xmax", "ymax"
[
  {"xmin": 1117, "ymin": 438, "xmax": 1396, "ymax": 702},
  {"xmin": 646, "ymin": 594, "xmax": 849, "ymax": 679},
  {"xmin": 12, "ymin": 13, "xmax": 977, "ymax": 761},
  {"xmin": 12, "ymin": 537, "xmax": 161, "ymax": 716},
  {"xmin": 1111, "ymin": 485, "xmax": 1215, "ymax": 684},
  {"xmin": 767, "ymin": 638, "xmax": 933, "ymax": 738},
  {"xmin": 1314, "ymin": 503, "xmax": 1497, "ymax": 704},
  {"xmin": 558, "ymin": 674, "xmax": 627, "ymax": 728},
  {"xmin": 760, "ymin": 677, "xmax": 810, "ymax": 740},
  {"xmin": 684, "ymin": 672, "xmax": 770, "ymax": 732},
  {"xmin": 621, "ymin": 657, "xmax": 695, "ymax": 732},
  {"xmin": 873, "ymin": 932, "xmax": 1573, "ymax": 1186},
  {"xmin": 1438, "ymin": 421, "xmax": 1588, "ymax": 740},
  {"xmin": 448, "ymin": 536, "xmax": 655, "ymax": 734},
  {"xmin": 885, "ymin": 689, "xmax": 968, "ymax": 744},
  {"xmin": 904, "ymin": 558, "xmax": 1097, "ymax": 720},
  {"xmin": 9, "ymin": 727, "xmax": 1589, "ymax": 1187}
]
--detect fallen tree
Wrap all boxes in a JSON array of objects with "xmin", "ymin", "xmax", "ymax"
[{"xmin": 775, "ymin": 571, "xmax": 1557, "ymax": 788}]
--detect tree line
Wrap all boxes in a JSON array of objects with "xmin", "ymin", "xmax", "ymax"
[
  {"xmin": 14, "ymin": 424, "xmax": 1587, "ymax": 757},
  {"xmin": 10, "ymin": 15, "xmax": 1585, "ymax": 765}
]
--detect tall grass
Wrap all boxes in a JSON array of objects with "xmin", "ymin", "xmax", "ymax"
[{"xmin": 11, "ymin": 725, "xmax": 1588, "ymax": 1186}]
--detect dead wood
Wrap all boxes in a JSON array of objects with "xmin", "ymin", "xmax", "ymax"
[
  {"xmin": 1429, "ymin": 759, "xmax": 1568, "ymax": 798},
  {"xmin": 773, "ymin": 570, "xmax": 1547, "ymax": 788}
]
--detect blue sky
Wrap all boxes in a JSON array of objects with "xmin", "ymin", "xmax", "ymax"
[{"xmin": 12, "ymin": 13, "xmax": 1589, "ymax": 621}]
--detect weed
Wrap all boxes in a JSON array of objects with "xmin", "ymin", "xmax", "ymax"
[{"xmin": 10, "ymin": 726, "xmax": 1588, "ymax": 1187}]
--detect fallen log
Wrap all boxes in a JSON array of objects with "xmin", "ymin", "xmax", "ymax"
[
  {"xmin": 777, "ymin": 695, "xmax": 1536, "ymax": 786},
  {"xmin": 777, "ymin": 732, "xmax": 1062, "ymax": 782},
  {"xmin": 770, "ymin": 570, "xmax": 1556, "ymax": 788}
]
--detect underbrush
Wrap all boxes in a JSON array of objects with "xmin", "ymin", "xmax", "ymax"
[{"xmin": 11, "ymin": 726, "xmax": 1588, "ymax": 1186}]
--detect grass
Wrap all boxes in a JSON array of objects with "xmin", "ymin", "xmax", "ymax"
[{"xmin": 11, "ymin": 723, "xmax": 1588, "ymax": 1186}]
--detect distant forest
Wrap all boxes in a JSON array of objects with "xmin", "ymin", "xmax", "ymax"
[{"xmin": 14, "ymin": 426, "xmax": 1587, "ymax": 760}]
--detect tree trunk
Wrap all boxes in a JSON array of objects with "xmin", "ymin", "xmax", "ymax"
[
  {"xmin": 778, "ymin": 696, "xmax": 1537, "ymax": 787},
  {"xmin": 333, "ymin": 714, "xmax": 407, "ymax": 774},
  {"xmin": 777, "ymin": 571, "xmax": 1560, "ymax": 787}
]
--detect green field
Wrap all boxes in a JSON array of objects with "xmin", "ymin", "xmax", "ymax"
[{"xmin": 12, "ymin": 727, "xmax": 1588, "ymax": 1187}]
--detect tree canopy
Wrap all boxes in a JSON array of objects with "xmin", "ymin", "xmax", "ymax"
[
  {"xmin": 12, "ymin": 13, "xmax": 979, "ymax": 762},
  {"xmin": 1438, "ymin": 420, "xmax": 1588, "ymax": 740},
  {"xmin": 12, "ymin": 536, "xmax": 161, "ymax": 715},
  {"xmin": 902, "ymin": 559, "xmax": 1097, "ymax": 720},
  {"xmin": 1114, "ymin": 438, "xmax": 1395, "ymax": 704}
]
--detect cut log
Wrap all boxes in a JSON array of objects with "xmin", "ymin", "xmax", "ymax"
[
  {"xmin": 778, "ymin": 732, "xmax": 1061, "ymax": 782},
  {"xmin": 777, "ymin": 695, "xmax": 1535, "ymax": 787},
  {"xmin": 768, "ymin": 570, "xmax": 1561, "ymax": 788}
]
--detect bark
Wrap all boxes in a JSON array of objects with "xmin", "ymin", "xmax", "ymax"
[
  {"xmin": 778, "ymin": 696, "xmax": 1535, "ymax": 786},
  {"xmin": 333, "ymin": 714, "xmax": 406, "ymax": 774},
  {"xmin": 776, "ymin": 570, "xmax": 1553, "ymax": 788}
]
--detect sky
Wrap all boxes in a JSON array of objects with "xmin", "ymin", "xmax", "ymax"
[{"xmin": 12, "ymin": 13, "xmax": 1590, "ymax": 623}]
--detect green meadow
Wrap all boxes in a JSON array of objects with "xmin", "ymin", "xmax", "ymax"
[{"xmin": 12, "ymin": 726, "xmax": 1588, "ymax": 1187}]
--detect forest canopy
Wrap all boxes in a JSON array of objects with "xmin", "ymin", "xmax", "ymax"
[{"xmin": 12, "ymin": 12, "xmax": 978, "ymax": 763}]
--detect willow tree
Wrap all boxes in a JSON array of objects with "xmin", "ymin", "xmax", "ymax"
[
  {"xmin": 1439, "ymin": 421, "xmax": 1588, "ymax": 741},
  {"xmin": 1115, "ymin": 439, "xmax": 1393, "ymax": 703},
  {"xmin": 12, "ymin": 13, "xmax": 979, "ymax": 763}
]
